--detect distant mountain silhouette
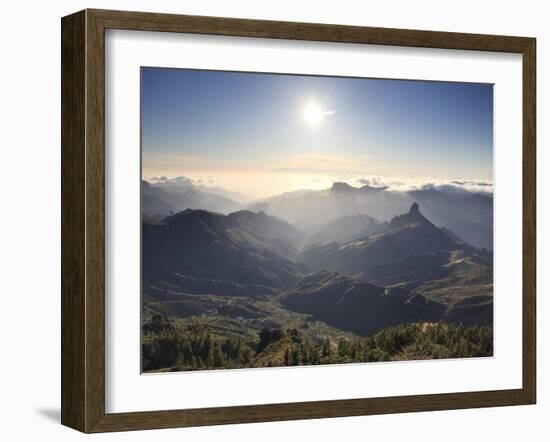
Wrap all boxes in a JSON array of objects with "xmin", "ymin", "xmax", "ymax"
[
  {"xmin": 141, "ymin": 181, "xmax": 177, "ymax": 215},
  {"xmin": 330, "ymin": 181, "xmax": 388, "ymax": 193},
  {"xmin": 408, "ymin": 188, "xmax": 493, "ymax": 250},
  {"xmin": 305, "ymin": 214, "xmax": 389, "ymax": 247},
  {"xmin": 247, "ymin": 182, "xmax": 408, "ymax": 229},
  {"xmin": 141, "ymin": 180, "xmax": 241, "ymax": 216},
  {"xmin": 330, "ymin": 182, "xmax": 356, "ymax": 192},
  {"xmin": 247, "ymin": 182, "xmax": 493, "ymax": 249}
]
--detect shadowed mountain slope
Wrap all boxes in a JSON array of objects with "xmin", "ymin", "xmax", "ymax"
[
  {"xmin": 298, "ymin": 203, "xmax": 468, "ymax": 281},
  {"xmin": 143, "ymin": 209, "xmax": 305, "ymax": 293},
  {"xmin": 297, "ymin": 204, "xmax": 493, "ymax": 324},
  {"xmin": 282, "ymin": 270, "xmax": 444, "ymax": 335},
  {"xmin": 282, "ymin": 269, "xmax": 492, "ymax": 335}
]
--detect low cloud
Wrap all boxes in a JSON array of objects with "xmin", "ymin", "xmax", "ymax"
[
  {"xmin": 420, "ymin": 183, "xmax": 468, "ymax": 193},
  {"xmin": 352, "ymin": 177, "xmax": 493, "ymax": 194},
  {"xmin": 415, "ymin": 181, "xmax": 493, "ymax": 195},
  {"xmin": 358, "ymin": 177, "xmax": 385, "ymax": 187},
  {"xmin": 451, "ymin": 180, "xmax": 492, "ymax": 188},
  {"xmin": 149, "ymin": 175, "xmax": 194, "ymax": 186}
]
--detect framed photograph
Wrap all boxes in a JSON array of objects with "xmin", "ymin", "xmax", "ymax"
[{"xmin": 61, "ymin": 9, "xmax": 536, "ymax": 433}]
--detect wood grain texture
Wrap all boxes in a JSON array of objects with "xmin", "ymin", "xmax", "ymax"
[
  {"xmin": 90, "ymin": 389, "xmax": 531, "ymax": 433},
  {"xmin": 522, "ymin": 38, "xmax": 537, "ymax": 404},
  {"xmin": 84, "ymin": 9, "xmax": 107, "ymax": 432},
  {"xmin": 89, "ymin": 8, "xmax": 533, "ymax": 52},
  {"xmin": 61, "ymin": 10, "xmax": 86, "ymax": 432},
  {"xmin": 61, "ymin": 8, "xmax": 537, "ymax": 433}
]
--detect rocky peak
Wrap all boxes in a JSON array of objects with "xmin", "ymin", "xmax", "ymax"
[
  {"xmin": 409, "ymin": 202, "xmax": 420, "ymax": 214},
  {"xmin": 390, "ymin": 202, "xmax": 432, "ymax": 229},
  {"xmin": 330, "ymin": 182, "xmax": 355, "ymax": 192}
]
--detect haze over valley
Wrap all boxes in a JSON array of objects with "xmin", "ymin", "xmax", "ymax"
[
  {"xmin": 142, "ymin": 178, "xmax": 494, "ymax": 372},
  {"xmin": 142, "ymin": 177, "xmax": 493, "ymax": 250},
  {"xmin": 141, "ymin": 68, "xmax": 494, "ymax": 372}
]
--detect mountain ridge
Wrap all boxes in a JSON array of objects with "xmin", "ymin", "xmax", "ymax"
[
  {"xmin": 297, "ymin": 202, "xmax": 490, "ymax": 294},
  {"xmin": 281, "ymin": 270, "xmax": 444, "ymax": 335},
  {"xmin": 141, "ymin": 179, "xmax": 242, "ymax": 216},
  {"xmin": 143, "ymin": 208, "xmax": 305, "ymax": 293},
  {"xmin": 246, "ymin": 182, "xmax": 493, "ymax": 249}
]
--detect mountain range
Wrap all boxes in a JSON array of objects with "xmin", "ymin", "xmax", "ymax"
[
  {"xmin": 143, "ymin": 209, "xmax": 303, "ymax": 292},
  {"xmin": 142, "ymin": 179, "xmax": 493, "ymax": 250},
  {"xmin": 248, "ymin": 182, "xmax": 493, "ymax": 250},
  {"xmin": 142, "ymin": 200, "xmax": 493, "ymax": 341},
  {"xmin": 281, "ymin": 270, "xmax": 444, "ymax": 335},
  {"xmin": 304, "ymin": 213, "xmax": 388, "ymax": 248},
  {"xmin": 298, "ymin": 202, "xmax": 485, "ymax": 284},
  {"xmin": 141, "ymin": 180, "xmax": 242, "ymax": 216},
  {"xmin": 141, "ymin": 177, "xmax": 493, "ymax": 250}
]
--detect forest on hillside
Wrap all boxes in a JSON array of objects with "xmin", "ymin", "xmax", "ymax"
[{"xmin": 142, "ymin": 315, "xmax": 493, "ymax": 372}]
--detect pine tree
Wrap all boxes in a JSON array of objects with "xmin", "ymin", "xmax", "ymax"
[
  {"xmin": 284, "ymin": 348, "xmax": 291, "ymax": 366},
  {"xmin": 214, "ymin": 346, "xmax": 225, "ymax": 367}
]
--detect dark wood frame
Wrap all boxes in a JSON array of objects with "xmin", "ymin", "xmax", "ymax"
[{"xmin": 61, "ymin": 8, "xmax": 536, "ymax": 433}]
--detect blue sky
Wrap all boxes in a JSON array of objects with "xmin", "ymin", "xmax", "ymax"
[{"xmin": 141, "ymin": 67, "xmax": 493, "ymax": 198}]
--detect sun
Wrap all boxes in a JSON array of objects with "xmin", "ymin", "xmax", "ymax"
[
  {"xmin": 303, "ymin": 102, "xmax": 324, "ymax": 127},
  {"xmin": 302, "ymin": 101, "xmax": 334, "ymax": 128}
]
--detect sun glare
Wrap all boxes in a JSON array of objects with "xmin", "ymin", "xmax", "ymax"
[{"xmin": 302, "ymin": 102, "xmax": 334, "ymax": 128}]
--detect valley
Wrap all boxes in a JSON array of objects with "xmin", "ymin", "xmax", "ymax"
[{"xmin": 141, "ymin": 185, "xmax": 494, "ymax": 372}]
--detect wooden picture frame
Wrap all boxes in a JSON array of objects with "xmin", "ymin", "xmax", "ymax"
[{"xmin": 61, "ymin": 8, "xmax": 536, "ymax": 433}]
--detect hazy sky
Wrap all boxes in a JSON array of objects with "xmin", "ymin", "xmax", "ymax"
[{"xmin": 141, "ymin": 67, "xmax": 493, "ymax": 199}]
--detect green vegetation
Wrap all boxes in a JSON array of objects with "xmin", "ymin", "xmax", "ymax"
[
  {"xmin": 142, "ymin": 319, "xmax": 254, "ymax": 372},
  {"xmin": 142, "ymin": 315, "xmax": 493, "ymax": 372}
]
